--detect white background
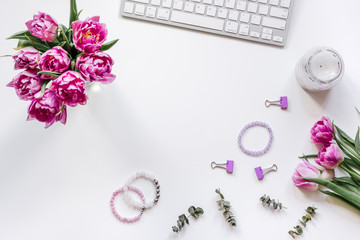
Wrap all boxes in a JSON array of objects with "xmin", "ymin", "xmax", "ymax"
[{"xmin": 1, "ymin": 0, "xmax": 360, "ymax": 239}]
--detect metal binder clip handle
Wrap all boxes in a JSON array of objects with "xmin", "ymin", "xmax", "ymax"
[
  {"xmin": 211, "ymin": 160, "xmax": 234, "ymax": 173},
  {"xmin": 255, "ymin": 164, "xmax": 277, "ymax": 180},
  {"xmin": 265, "ymin": 96, "xmax": 288, "ymax": 109}
]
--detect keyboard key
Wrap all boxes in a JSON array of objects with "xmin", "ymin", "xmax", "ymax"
[
  {"xmin": 217, "ymin": 9, "xmax": 228, "ymax": 18},
  {"xmin": 259, "ymin": 5, "xmax": 269, "ymax": 15},
  {"xmin": 162, "ymin": 0, "xmax": 172, "ymax": 8},
  {"xmin": 225, "ymin": 0, "xmax": 235, "ymax": 8},
  {"xmin": 248, "ymin": 3, "xmax": 258, "ymax": 13},
  {"xmin": 132, "ymin": 0, "xmax": 149, "ymax": 3},
  {"xmin": 236, "ymin": 1, "xmax": 246, "ymax": 10},
  {"xmin": 270, "ymin": 7, "xmax": 289, "ymax": 19},
  {"xmin": 151, "ymin": 0, "xmax": 161, "ymax": 5},
  {"xmin": 262, "ymin": 33, "xmax": 272, "ymax": 40},
  {"xmin": 203, "ymin": 0, "xmax": 213, "ymax": 4},
  {"xmin": 250, "ymin": 31, "xmax": 260, "ymax": 38},
  {"xmin": 269, "ymin": 0, "xmax": 279, "ymax": 6},
  {"xmin": 225, "ymin": 21, "xmax": 238, "ymax": 33},
  {"xmin": 263, "ymin": 28, "xmax": 272, "ymax": 34},
  {"xmin": 195, "ymin": 4, "xmax": 206, "ymax": 14},
  {"xmin": 273, "ymin": 35, "xmax": 283, "ymax": 42},
  {"xmin": 214, "ymin": 0, "xmax": 224, "ymax": 7},
  {"xmin": 146, "ymin": 6, "xmax": 156, "ymax": 17},
  {"xmin": 240, "ymin": 12, "xmax": 250, "ymax": 22},
  {"xmin": 157, "ymin": 8, "xmax": 170, "ymax": 20},
  {"xmin": 124, "ymin": 2, "xmax": 135, "ymax": 13},
  {"xmin": 206, "ymin": 6, "xmax": 216, "ymax": 16},
  {"xmin": 239, "ymin": 24, "xmax": 249, "ymax": 35},
  {"xmin": 228, "ymin": 10, "xmax": 239, "ymax": 21},
  {"xmin": 173, "ymin": 0, "xmax": 183, "ymax": 10},
  {"xmin": 171, "ymin": 10, "xmax": 224, "ymax": 30},
  {"xmin": 280, "ymin": 0, "xmax": 291, "ymax": 8},
  {"xmin": 135, "ymin": 4, "xmax": 145, "ymax": 15},
  {"xmin": 184, "ymin": 2, "xmax": 195, "ymax": 12},
  {"xmin": 262, "ymin": 16, "xmax": 286, "ymax": 29},
  {"xmin": 251, "ymin": 15, "xmax": 261, "ymax": 25}
]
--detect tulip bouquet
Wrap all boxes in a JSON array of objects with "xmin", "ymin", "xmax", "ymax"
[
  {"xmin": 6, "ymin": 0, "xmax": 118, "ymax": 128},
  {"xmin": 293, "ymin": 115, "xmax": 360, "ymax": 212}
]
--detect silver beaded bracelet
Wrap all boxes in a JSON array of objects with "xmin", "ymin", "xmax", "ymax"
[{"xmin": 123, "ymin": 171, "xmax": 160, "ymax": 209}]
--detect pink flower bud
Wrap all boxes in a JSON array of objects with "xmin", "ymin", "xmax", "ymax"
[
  {"xmin": 316, "ymin": 142, "xmax": 344, "ymax": 169},
  {"xmin": 27, "ymin": 90, "xmax": 66, "ymax": 128},
  {"xmin": 7, "ymin": 69, "xmax": 44, "ymax": 101},
  {"xmin": 25, "ymin": 12, "xmax": 58, "ymax": 42},
  {"xmin": 76, "ymin": 51, "xmax": 115, "ymax": 84},
  {"xmin": 39, "ymin": 46, "xmax": 71, "ymax": 74},
  {"xmin": 51, "ymin": 71, "xmax": 88, "ymax": 107},
  {"xmin": 292, "ymin": 160, "xmax": 321, "ymax": 191},
  {"xmin": 12, "ymin": 47, "xmax": 40, "ymax": 70},
  {"xmin": 72, "ymin": 16, "xmax": 108, "ymax": 53},
  {"xmin": 310, "ymin": 116, "xmax": 334, "ymax": 144}
]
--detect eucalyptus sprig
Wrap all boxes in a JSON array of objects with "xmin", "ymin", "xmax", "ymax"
[
  {"xmin": 172, "ymin": 206, "xmax": 204, "ymax": 233},
  {"xmin": 260, "ymin": 194, "xmax": 286, "ymax": 210},
  {"xmin": 288, "ymin": 206, "xmax": 317, "ymax": 238},
  {"xmin": 215, "ymin": 188, "xmax": 236, "ymax": 227}
]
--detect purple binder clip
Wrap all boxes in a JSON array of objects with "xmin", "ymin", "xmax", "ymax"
[
  {"xmin": 265, "ymin": 96, "xmax": 288, "ymax": 109},
  {"xmin": 255, "ymin": 164, "xmax": 277, "ymax": 180},
  {"xmin": 211, "ymin": 160, "xmax": 234, "ymax": 173}
]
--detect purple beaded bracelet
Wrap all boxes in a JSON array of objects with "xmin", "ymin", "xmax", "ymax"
[
  {"xmin": 238, "ymin": 121, "xmax": 273, "ymax": 156},
  {"xmin": 110, "ymin": 185, "xmax": 145, "ymax": 223}
]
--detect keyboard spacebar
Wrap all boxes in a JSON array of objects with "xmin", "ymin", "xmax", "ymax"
[{"xmin": 171, "ymin": 11, "xmax": 224, "ymax": 31}]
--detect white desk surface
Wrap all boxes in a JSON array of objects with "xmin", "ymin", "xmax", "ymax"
[{"xmin": 1, "ymin": 0, "xmax": 360, "ymax": 239}]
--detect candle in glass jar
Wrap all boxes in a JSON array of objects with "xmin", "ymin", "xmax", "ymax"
[{"xmin": 296, "ymin": 47, "xmax": 344, "ymax": 92}]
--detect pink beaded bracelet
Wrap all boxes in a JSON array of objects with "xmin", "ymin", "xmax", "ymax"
[{"xmin": 110, "ymin": 185, "xmax": 146, "ymax": 223}]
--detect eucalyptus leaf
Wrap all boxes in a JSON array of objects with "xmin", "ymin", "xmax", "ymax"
[
  {"xmin": 188, "ymin": 206, "xmax": 195, "ymax": 215},
  {"xmin": 100, "ymin": 39, "xmax": 119, "ymax": 51},
  {"xmin": 172, "ymin": 226, "xmax": 179, "ymax": 233}
]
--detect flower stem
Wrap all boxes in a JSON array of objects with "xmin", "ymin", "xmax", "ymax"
[
  {"xmin": 339, "ymin": 163, "xmax": 360, "ymax": 185},
  {"xmin": 335, "ymin": 135, "xmax": 360, "ymax": 159},
  {"xmin": 302, "ymin": 177, "xmax": 360, "ymax": 210},
  {"xmin": 299, "ymin": 154, "xmax": 318, "ymax": 159}
]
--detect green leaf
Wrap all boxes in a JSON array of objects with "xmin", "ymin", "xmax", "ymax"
[
  {"xmin": 38, "ymin": 71, "xmax": 61, "ymax": 78},
  {"xmin": 355, "ymin": 127, "xmax": 360, "ymax": 153},
  {"xmin": 69, "ymin": 0, "xmax": 78, "ymax": 26},
  {"xmin": 302, "ymin": 177, "xmax": 360, "ymax": 209},
  {"xmin": 298, "ymin": 154, "xmax": 318, "ymax": 159},
  {"xmin": 335, "ymin": 125, "xmax": 355, "ymax": 146},
  {"xmin": 356, "ymin": 107, "xmax": 360, "ymax": 117},
  {"xmin": 178, "ymin": 214, "xmax": 187, "ymax": 225},
  {"xmin": 344, "ymin": 158, "xmax": 360, "ymax": 171},
  {"xmin": 177, "ymin": 220, "xmax": 183, "ymax": 229},
  {"xmin": 188, "ymin": 206, "xmax": 195, "ymax": 216},
  {"xmin": 172, "ymin": 226, "xmax": 179, "ymax": 233},
  {"xmin": 320, "ymin": 189, "xmax": 360, "ymax": 211},
  {"xmin": 14, "ymin": 40, "xmax": 50, "ymax": 52},
  {"xmin": 100, "ymin": 39, "xmax": 119, "ymax": 51},
  {"xmin": 339, "ymin": 163, "xmax": 360, "ymax": 185}
]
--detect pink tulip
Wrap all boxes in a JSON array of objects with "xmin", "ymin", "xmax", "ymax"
[
  {"xmin": 7, "ymin": 69, "xmax": 44, "ymax": 101},
  {"xmin": 27, "ymin": 90, "xmax": 66, "ymax": 128},
  {"xmin": 25, "ymin": 12, "xmax": 58, "ymax": 42},
  {"xmin": 311, "ymin": 116, "xmax": 334, "ymax": 144},
  {"xmin": 316, "ymin": 142, "xmax": 344, "ymax": 169},
  {"xmin": 72, "ymin": 16, "xmax": 107, "ymax": 53},
  {"xmin": 38, "ymin": 46, "xmax": 71, "ymax": 74},
  {"xmin": 51, "ymin": 71, "xmax": 88, "ymax": 107},
  {"xmin": 12, "ymin": 47, "xmax": 40, "ymax": 70},
  {"xmin": 76, "ymin": 51, "xmax": 115, "ymax": 83},
  {"xmin": 292, "ymin": 160, "xmax": 321, "ymax": 191}
]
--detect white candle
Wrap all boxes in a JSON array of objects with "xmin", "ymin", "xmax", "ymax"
[{"xmin": 296, "ymin": 47, "xmax": 344, "ymax": 92}]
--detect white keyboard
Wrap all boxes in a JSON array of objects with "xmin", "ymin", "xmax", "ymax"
[{"xmin": 120, "ymin": 0, "xmax": 295, "ymax": 46}]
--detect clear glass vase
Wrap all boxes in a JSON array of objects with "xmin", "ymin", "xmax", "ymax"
[{"xmin": 296, "ymin": 46, "xmax": 344, "ymax": 92}]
